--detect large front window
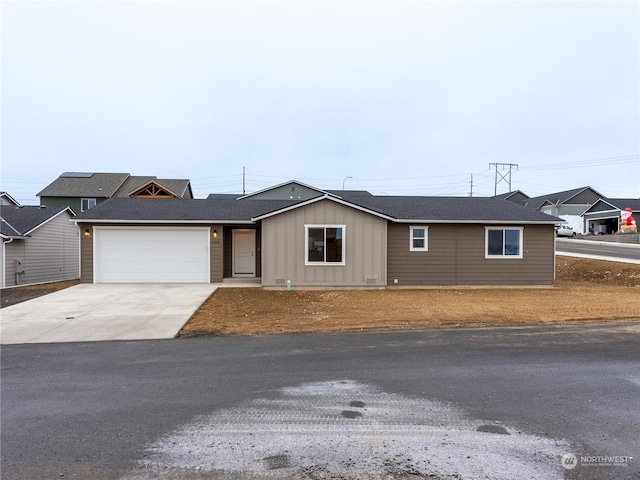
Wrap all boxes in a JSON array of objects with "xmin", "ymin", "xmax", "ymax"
[
  {"xmin": 485, "ymin": 227, "xmax": 523, "ymax": 258},
  {"xmin": 305, "ymin": 225, "xmax": 345, "ymax": 265}
]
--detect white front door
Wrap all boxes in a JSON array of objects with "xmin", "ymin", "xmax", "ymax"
[{"xmin": 232, "ymin": 229, "xmax": 256, "ymax": 277}]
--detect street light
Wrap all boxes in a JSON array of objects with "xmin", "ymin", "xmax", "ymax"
[{"xmin": 343, "ymin": 176, "xmax": 353, "ymax": 190}]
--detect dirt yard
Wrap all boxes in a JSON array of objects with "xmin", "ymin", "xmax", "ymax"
[
  {"xmin": 2, "ymin": 257, "xmax": 638, "ymax": 336},
  {"xmin": 180, "ymin": 256, "xmax": 640, "ymax": 336}
]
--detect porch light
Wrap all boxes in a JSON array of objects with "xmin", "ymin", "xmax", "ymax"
[
  {"xmin": 213, "ymin": 229, "xmax": 218, "ymax": 239},
  {"xmin": 83, "ymin": 229, "xmax": 91, "ymax": 238}
]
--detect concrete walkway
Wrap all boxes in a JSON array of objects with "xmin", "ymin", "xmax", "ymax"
[{"xmin": 0, "ymin": 284, "xmax": 218, "ymax": 344}]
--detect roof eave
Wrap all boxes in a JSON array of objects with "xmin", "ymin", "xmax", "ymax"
[
  {"xmin": 394, "ymin": 219, "xmax": 562, "ymax": 225},
  {"xmin": 71, "ymin": 219, "xmax": 256, "ymax": 225}
]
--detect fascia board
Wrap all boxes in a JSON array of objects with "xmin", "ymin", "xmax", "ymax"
[
  {"xmin": 71, "ymin": 219, "xmax": 255, "ymax": 225},
  {"xmin": 251, "ymin": 195, "xmax": 395, "ymax": 221},
  {"xmin": 394, "ymin": 219, "xmax": 562, "ymax": 225},
  {"xmin": 23, "ymin": 207, "xmax": 75, "ymax": 235}
]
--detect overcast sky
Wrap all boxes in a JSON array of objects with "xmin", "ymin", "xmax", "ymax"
[{"xmin": 1, "ymin": 0, "xmax": 638, "ymax": 204}]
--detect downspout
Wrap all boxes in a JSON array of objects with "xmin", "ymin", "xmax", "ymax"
[{"xmin": 2, "ymin": 237, "xmax": 14, "ymax": 289}]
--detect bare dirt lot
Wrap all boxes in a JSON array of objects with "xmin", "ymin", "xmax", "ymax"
[
  {"xmin": 180, "ymin": 256, "xmax": 640, "ymax": 336},
  {"xmin": 2, "ymin": 258, "xmax": 638, "ymax": 336}
]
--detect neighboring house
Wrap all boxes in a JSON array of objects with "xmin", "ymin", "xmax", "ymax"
[
  {"xmin": 493, "ymin": 190, "xmax": 530, "ymax": 204},
  {"xmin": 1, "ymin": 192, "xmax": 20, "ymax": 206},
  {"xmin": 523, "ymin": 187, "xmax": 604, "ymax": 234},
  {"xmin": 582, "ymin": 198, "xmax": 640, "ymax": 234},
  {"xmin": 1, "ymin": 204, "xmax": 79, "ymax": 288},
  {"xmin": 37, "ymin": 172, "xmax": 194, "ymax": 213},
  {"xmin": 73, "ymin": 181, "xmax": 562, "ymax": 287}
]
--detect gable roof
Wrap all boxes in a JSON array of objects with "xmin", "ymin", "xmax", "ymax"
[
  {"xmin": 348, "ymin": 195, "xmax": 560, "ymax": 223},
  {"xmin": 112, "ymin": 177, "xmax": 192, "ymax": 198},
  {"xmin": 0, "ymin": 205, "xmax": 75, "ymax": 237},
  {"xmin": 492, "ymin": 190, "xmax": 530, "ymax": 202},
  {"xmin": 72, "ymin": 198, "xmax": 308, "ymax": 223},
  {"xmin": 251, "ymin": 195, "xmax": 396, "ymax": 221},
  {"xmin": 0, "ymin": 192, "xmax": 20, "ymax": 206},
  {"xmin": 38, "ymin": 172, "xmax": 193, "ymax": 199},
  {"xmin": 582, "ymin": 198, "xmax": 640, "ymax": 215},
  {"xmin": 237, "ymin": 180, "xmax": 336, "ymax": 200},
  {"xmin": 524, "ymin": 186, "xmax": 604, "ymax": 209},
  {"xmin": 74, "ymin": 193, "xmax": 561, "ymax": 225},
  {"xmin": 38, "ymin": 172, "xmax": 130, "ymax": 198}
]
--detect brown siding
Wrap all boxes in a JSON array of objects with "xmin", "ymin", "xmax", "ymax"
[
  {"xmin": 210, "ymin": 224, "xmax": 223, "ymax": 283},
  {"xmin": 223, "ymin": 226, "xmax": 260, "ymax": 279},
  {"xmin": 387, "ymin": 223, "xmax": 555, "ymax": 286},
  {"xmin": 80, "ymin": 226, "xmax": 94, "ymax": 283}
]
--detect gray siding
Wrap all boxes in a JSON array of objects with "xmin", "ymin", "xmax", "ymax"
[
  {"xmin": 261, "ymin": 200, "xmax": 387, "ymax": 287},
  {"xmin": 246, "ymin": 184, "xmax": 323, "ymax": 201},
  {"xmin": 387, "ymin": 223, "xmax": 555, "ymax": 286},
  {"xmin": 565, "ymin": 189, "xmax": 600, "ymax": 205},
  {"xmin": 4, "ymin": 212, "xmax": 79, "ymax": 287}
]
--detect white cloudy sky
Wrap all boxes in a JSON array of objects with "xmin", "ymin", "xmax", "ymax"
[{"xmin": 1, "ymin": 0, "xmax": 638, "ymax": 204}]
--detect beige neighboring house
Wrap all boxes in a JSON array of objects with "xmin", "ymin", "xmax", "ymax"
[
  {"xmin": 72, "ymin": 181, "xmax": 563, "ymax": 287},
  {"xmin": 1, "ymin": 197, "xmax": 79, "ymax": 288}
]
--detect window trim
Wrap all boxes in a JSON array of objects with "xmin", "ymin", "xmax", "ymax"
[
  {"xmin": 305, "ymin": 224, "xmax": 346, "ymax": 266},
  {"xmin": 81, "ymin": 198, "xmax": 96, "ymax": 212},
  {"xmin": 485, "ymin": 226, "xmax": 524, "ymax": 259},
  {"xmin": 409, "ymin": 226, "xmax": 429, "ymax": 252}
]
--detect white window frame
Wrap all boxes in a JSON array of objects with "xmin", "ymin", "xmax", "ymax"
[
  {"xmin": 305, "ymin": 224, "xmax": 346, "ymax": 266},
  {"xmin": 409, "ymin": 226, "xmax": 428, "ymax": 251},
  {"xmin": 485, "ymin": 226, "xmax": 524, "ymax": 259},
  {"xmin": 81, "ymin": 198, "xmax": 96, "ymax": 212}
]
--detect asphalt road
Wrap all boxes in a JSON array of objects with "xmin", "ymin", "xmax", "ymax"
[
  {"xmin": 556, "ymin": 238, "xmax": 640, "ymax": 263},
  {"xmin": 2, "ymin": 323, "xmax": 639, "ymax": 479}
]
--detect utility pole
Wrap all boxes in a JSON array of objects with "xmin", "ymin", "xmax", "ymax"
[
  {"xmin": 242, "ymin": 166, "xmax": 246, "ymax": 195},
  {"xmin": 469, "ymin": 173, "xmax": 473, "ymax": 197},
  {"xmin": 489, "ymin": 163, "xmax": 518, "ymax": 195}
]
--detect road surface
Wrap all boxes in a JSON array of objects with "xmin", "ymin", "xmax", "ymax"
[
  {"xmin": 2, "ymin": 323, "xmax": 639, "ymax": 479},
  {"xmin": 556, "ymin": 238, "xmax": 640, "ymax": 263}
]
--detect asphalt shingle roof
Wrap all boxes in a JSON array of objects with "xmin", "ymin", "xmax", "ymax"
[
  {"xmin": 38, "ymin": 173, "xmax": 130, "ymax": 198},
  {"xmin": 0, "ymin": 205, "xmax": 71, "ymax": 236},
  {"xmin": 74, "ymin": 195, "xmax": 561, "ymax": 224},
  {"xmin": 73, "ymin": 198, "xmax": 307, "ymax": 222}
]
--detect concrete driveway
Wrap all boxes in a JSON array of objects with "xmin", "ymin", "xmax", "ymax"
[{"xmin": 0, "ymin": 284, "xmax": 218, "ymax": 344}]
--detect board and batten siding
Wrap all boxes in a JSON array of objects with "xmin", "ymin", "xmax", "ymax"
[
  {"xmin": 4, "ymin": 211, "xmax": 79, "ymax": 287},
  {"xmin": 387, "ymin": 223, "xmax": 555, "ymax": 286},
  {"xmin": 261, "ymin": 200, "xmax": 387, "ymax": 287},
  {"xmin": 79, "ymin": 223, "xmax": 224, "ymax": 284}
]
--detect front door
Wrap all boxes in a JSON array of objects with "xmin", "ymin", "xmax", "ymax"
[{"xmin": 232, "ymin": 229, "xmax": 256, "ymax": 277}]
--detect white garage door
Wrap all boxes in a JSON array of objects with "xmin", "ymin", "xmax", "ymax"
[{"xmin": 95, "ymin": 227, "xmax": 210, "ymax": 283}]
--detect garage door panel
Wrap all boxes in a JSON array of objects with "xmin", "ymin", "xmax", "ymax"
[{"xmin": 95, "ymin": 228, "xmax": 209, "ymax": 283}]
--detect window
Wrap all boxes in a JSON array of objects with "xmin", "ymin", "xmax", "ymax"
[
  {"xmin": 485, "ymin": 227, "xmax": 523, "ymax": 258},
  {"xmin": 81, "ymin": 198, "xmax": 96, "ymax": 212},
  {"xmin": 410, "ymin": 226, "xmax": 428, "ymax": 251},
  {"xmin": 305, "ymin": 225, "xmax": 345, "ymax": 265}
]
